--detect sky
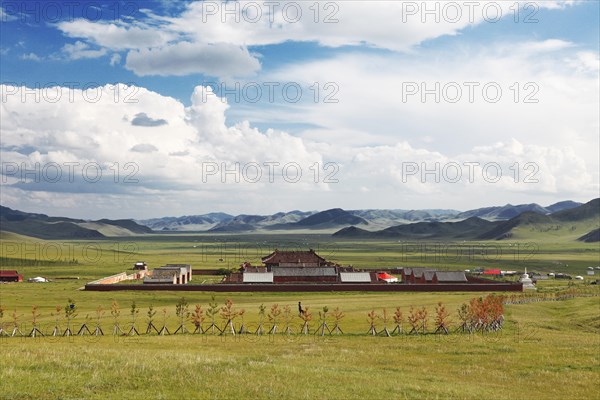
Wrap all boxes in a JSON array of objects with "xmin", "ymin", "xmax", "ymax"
[{"xmin": 0, "ymin": 0, "xmax": 598, "ymax": 219}]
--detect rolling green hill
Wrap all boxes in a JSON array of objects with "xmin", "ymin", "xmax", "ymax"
[
  {"xmin": 578, "ymin": 228, "xmax": 600, "ymax": 243},
  {"xmin": 0, "ymin": 206, "xmax": 152, "ymax": 239},
  {"xmin": 477, "ymin": 212, "xmax": 554, "ymax": 240},
  {"xmin": 553, "ymin": 198, "xmax": 599, "ymax": 221},
  {"xmin": 334, "ymin": 217, "xmax": 499, "ymax": 239},
  {"xmin": 334, "ymin": 199, "xmax": 600, "ymax": 242},
  {"xmin": 269, "ymin": 208, "xmax": 369, "ymax": 231},
  {"xmin": 493, "ymin": 199, "xmax": 599, "ymax": 241}
]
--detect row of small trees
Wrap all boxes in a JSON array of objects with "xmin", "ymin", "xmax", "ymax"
[
  {"xmin": 503, "ymin": 287, "xmax": 599, "ymax": 305},
  {"xmin": 0, "ymin": 297, "xmax": 331, "ymax": 337},
  {"xmin": 364, "ymin": 295, "xmax": 502, "ymax": 336},
  {"xmin": 0, "ymin": 295, "xmax": 502, "ymax": 337},
  {"xmin": 457, "ymin": 295, "xmax": 504, "ymax": 333}
]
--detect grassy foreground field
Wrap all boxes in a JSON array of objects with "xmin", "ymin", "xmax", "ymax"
[
  {"xmin": 0, "ymin": 233, "xmax": 599, "ymax": 399},
  {"xmin": 0, "ymin": 296, "xmax": 598, "ymax": 400}
]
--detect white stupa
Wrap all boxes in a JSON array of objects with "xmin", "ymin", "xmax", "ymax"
[{"xmin": 519, "ymin": 268, "xmax": 536, "ymax": 290}]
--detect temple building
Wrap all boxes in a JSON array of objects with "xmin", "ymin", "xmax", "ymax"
[
  {"xmin": 262, "ymin": 249, "xmax": 328, "ymax": 268},
  {"xmin": 231, "ymin": 249, "xmax": 379, "ymax": 284},
  {"xmin": 237, "ymin": 249, "xmax": 347, "ymax": 283},
  {"xmin": 227, "ymin": 249, "xmax": 515, "ymax": 289}
]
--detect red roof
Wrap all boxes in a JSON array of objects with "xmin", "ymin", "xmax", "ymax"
[
  {"xmin": 262, "ymin": 249, "xmax": 326, "ymax": 265},
  {"xmin": 0, "ymin": 270, "xmax": 20, "ymax": 277},
  {"xmin": 378, "ymin": 273, "xmax": 396, "ymax": 280},
  {"xmin": 483, "ymin": 269, "xmax": 502, "ymax": 275}
]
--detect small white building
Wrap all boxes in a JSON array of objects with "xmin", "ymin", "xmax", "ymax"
[
  {"xmin": 143, "ymin": 264, "xmax": 192, "ymax": 284},
  {"xmin": 242, "ymin": 272, "xmax": 274, "ymax": 283},
  {"xmin": 144, "ymin": 270, "xmax": 177, "ymax": 284},
  {"xmin": 340, "ymin": 272, "xmax": 372, "ymax": 283}
]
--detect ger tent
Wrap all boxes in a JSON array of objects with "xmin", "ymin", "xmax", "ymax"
[{"xmin": 28, "ymin": 276, "xmax": 49, "ymax": 283}]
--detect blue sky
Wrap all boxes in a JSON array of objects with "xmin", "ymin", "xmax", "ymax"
[
  {"xmin": 2, "ymin": 1, "xmax": 598, "ymax": 104},
  {"xmin": 1, "ymin": 1, "xmax": 598, "ymax": 218}
]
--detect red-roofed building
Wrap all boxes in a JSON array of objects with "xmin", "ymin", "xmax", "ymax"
[
  {"xmin": 483, "ymin": 269, "xmax": 502, "ymax": 276},
  {"xmin": 377, "ymin": 273, "xmax": 398, "ymax": 283},
  {"xmin": 0, "ymin": 270, "xmax": 23, "ymax": 282}
]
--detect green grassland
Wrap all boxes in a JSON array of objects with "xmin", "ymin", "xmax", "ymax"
[
  {"xmin": 509, "ymin": 218, "xmax": 600, "ymax": 242},
  {"xmin": 0, "ymin": 233, "xmax": 599, "ymax": 399}
]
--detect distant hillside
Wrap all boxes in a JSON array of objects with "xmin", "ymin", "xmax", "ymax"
[
  {"xmin": 333, "ymin": 226, "xmax": 373, "ymax": 238},
  {"xmin": 134, "ymin": 200, "xmax": 584, "ymax": 232},
  {"xmin": 143, "ymin": 208, "xmax": 462, "ymax": 232},
  {"xmin": 458, "ymin": 203, "xmax": 550, "ymax": 220},
  {"xmin": 348, "ymin": 209, "xmax": 460, "ymax": 226},
  {"xmin": 4, "ymin": 198, "xmax": 592, "ymax": 238},
  {"xmin": 546, "ymin": 200, "xmax": 583, "ymax": 213},
  {"xmin": 578, "ymin": 228, "xmax": 600, "ymax": 243},
  {"xmin": 209, "ymin": 211, "xmax": 315, "ymax": 232},
  {"xmin": 140, "ymin": 213, "xmax": 233, "ymax": 231},
  {"xmin": 209, "ymin": 220, "xmax": 257, "ymax": 233},
  {"xmin": 295, "ymin": 208, "xmax": 368, "ymax": 227},
  {"xmin": 1, "ymin": 219, "xmax": 104, "ymax": 240},
  {"xmin": 0, "ymin": 206, "xmax": 82, "ymax": 223},
  {"xmin": 0, "ymin": 206, "xmax": 152, "ymax": 239},
  {"xmin": 477, "ymin": 199, "xmax": 599, "ymax": 240},
  {"xmin": 477, "ymin": 212, "xmax": 553, "ymax": 240},
  {"xmin": 97, "ymin": 219, "xmax": 153, "ymax": 234},
  {"xmin": 334, "ymin": 217, "xmax": 498, "ymax": 240},
  {"xmin": 205, "ymin": 209, "xmax": 369, "ymax": 233},
  {"xmin": 552, "ymin": 198, "xmax": 599, "ymax": 221},
  {"xmin": 260, "ymin": 208, "xmax": 367, "ymax": 232},
  {"xmin": 333, "ymin": 199, "xmax": 599, "ymax": 241}
]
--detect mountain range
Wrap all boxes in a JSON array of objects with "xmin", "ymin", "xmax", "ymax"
[
  {"xmin": 334, "ymin": 199, "xmax": 599, "ymax": 241},
  {"xmin": 0, "ymin": 199, "xmax": 597, "ymax": 242},
  {"xmin": 139, "ymin": 200, "xmax": 583, "ymax": 233}
]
